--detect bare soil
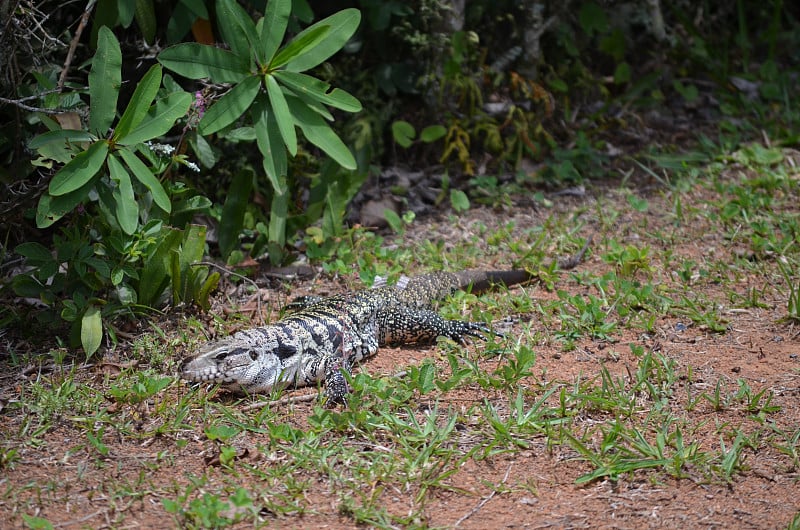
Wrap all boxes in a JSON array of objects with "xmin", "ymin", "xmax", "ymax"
[{"xmin": 2, "ymin": 173, "xmax": 799, "ymax": 529}]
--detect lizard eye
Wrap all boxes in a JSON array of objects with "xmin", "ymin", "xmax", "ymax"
[
  {"xmin": 249, "ymin": 350, "xmax": 258, "ymax": 361},
  {"xmin": 214, "ymin": 350, "xmax": 229, "ymax": 361}
]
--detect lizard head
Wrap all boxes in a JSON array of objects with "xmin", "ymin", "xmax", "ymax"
[{"xmin": 181, "ymin": 329, "xmax": 295, "ymax": 394}]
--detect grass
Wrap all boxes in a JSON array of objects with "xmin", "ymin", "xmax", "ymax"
[{"xmin": 4, "ymin": 117, "xmax": 800, "ymax": 528}]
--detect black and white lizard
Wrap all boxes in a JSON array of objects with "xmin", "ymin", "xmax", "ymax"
[{"xmin": 182, "ymin": 237, "xmax": 591, "ymax": 403}]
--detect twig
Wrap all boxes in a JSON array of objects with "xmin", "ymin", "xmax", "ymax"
[
  {"xmin": 454, "ymin": 463, "xmax": 513, "ymax": 527},
  {"xmin": 241, "ymin": 392, "xmax": 317, "ymax": 411},
  {"xmin": 0, "ymin": 96, "xmax": 67, "ymax": 115},
  {"xmin": 57, "ymin": 0, "xmax": 97, "ymax": 91},
  {"xmin": 192, "ymin": 261, "xmax": 264, "ymax": 325}
]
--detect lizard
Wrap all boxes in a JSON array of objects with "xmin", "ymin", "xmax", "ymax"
[{"xmin": 181, "ymin": 235, "xmax": 592, "ymax": 404}]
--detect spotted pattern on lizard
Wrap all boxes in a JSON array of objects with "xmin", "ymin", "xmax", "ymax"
[{"xmin": 182, "ymin": 237, "xmax": 591, "ymax": 404}]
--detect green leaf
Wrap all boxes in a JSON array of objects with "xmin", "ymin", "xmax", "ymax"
[
  {"xmin": 198, "ymin": 75, "xmax": 261, "ymax": 135},
  {"xmin": 259, "ymin": 0, "xmax": 291, "ymax": 62},
  {"xmin": 113, "ymin": 64, "xmax": 162, "ymax": 141},
  {"xmin": 170, "ymin": 248, "xmax": 182, "ymax": 303},
  {"xmin": 107, "ymin": 154, "xmax": 139, "ymax": 234},
  {"xmin": 167, "ymin": 0, "xmax": 209, "ymax": 43},
  {"xmin": 117, "ymin": 147, "xmax": 171, "ymax": 212},
  {"xmin": 273, "ymin": 70, "xmax": 362, "ymax": 112},
  {"xmin": 391, "ymin": 120, "xmax": 415, "ymax": 148},
  {"xmin": 579, "ymin": 2, "xmax": 608, "ymax": 36},
  {"xmin": 134, "ymin": 0, "xmax": 157, "ymax": 43},
  {"xmin": 613, "ymin": 62, "xmax": 631, "ymax": 84},
  {"xmin": 286, "ymin": 95, "xmax": 355, "ymax": 169},
  {"xmin": 265, "ymin": 75, "xmax": 297, "ymax": 155},
  {"xmin": 197, "ymin": 270, "xmax": 220, "ymax": 310},
  {"xmin": 181, "ymin": 224, "xmax": 207, "ymax": 269},
  {"xmin": 118, "ymin": 91, "xmax": 193, "ymax": 146},
  {"xmin": 270, "ymin": 25, "xmax": 330, "ymax": 70},
  {"xmin": 218, "ymin": 169, "xmax": 253, "ymax": 259},
  {"xmin": 420, "ymin": 125, "xmax": 446, "ymax": 143},
  {"xmin": 48, "ymin": 140, "xmax": 109, "ymax": 196},
  {"xmin": 268, "ymin": 190, "xmax": 288, "ymax": 257},
  {"xmin": 285, "ymin": 9, "xmax": 361, "ymax": 72},
  {"xmin": 88, "ymin": 27, "xmax": 122, "ymax": 136},
  {"xmin": 158, "ymin": 43, "xmax": 250, "ymax": 83},
  {"xmin": 36, "ymin": 178, "xmax": 99, "ymax": 228},
  {"xmin": 28, "ymin": 130, "xmax": 94, "ymax": 150},
  {"xmin": 15, "ymin": 242, "xmax": 53, "ymax": 263},
  {"xmin": 20, "ymin": 515, "xmax": 54, "ymax": 530},
  {"xmin": 252, "ymin": 93, "xmax": 288, "ymax": 193},
  {"xmin": 450, "ymin": 189, "xmax": 470, "ymax": 212},
  {"xmin": 217, "ymin": 0, "xmax": 259, "ymax": 60},
  {"xmin": 12, "ymin": 274, "xmax": 46, "ymax": 299},
  {"xmin": 138, "ymin": 228, "xmax": 181, "ymax": 306},
  {"xmin": 81, "ymin": 305, "xmax": 103, "ymax": 357}
]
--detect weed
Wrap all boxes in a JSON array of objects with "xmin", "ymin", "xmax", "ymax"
[{"xmin": 556, "ymin": 291, "xmax": 617, "ymax": 340}]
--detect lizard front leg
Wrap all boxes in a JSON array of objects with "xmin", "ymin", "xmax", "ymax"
[{"xmin": 377, "ymin": 306, "xmax": 496, "ymax": 346}]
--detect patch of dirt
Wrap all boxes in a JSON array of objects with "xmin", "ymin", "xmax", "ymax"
[{"xmin": 2, "ymin": 172, "xmax": 800, "ymax": 529}]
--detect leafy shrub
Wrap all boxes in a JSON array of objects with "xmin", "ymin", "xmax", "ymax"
[
  {"xmin": 13, "ymin": 27, "xmax": 217, "ymax": 356},
  {"xmin": 157, "ymin": 0, "xmax": 363, "ymax": 263}
]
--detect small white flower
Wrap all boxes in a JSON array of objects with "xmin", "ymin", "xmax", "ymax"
[
  {"xmin": 185, "ymin": 161, "xmax": 200, "ymax": 172},
  {"xmin": 145, "ymin": 141, "xmax": 176, "ymax": 156}
]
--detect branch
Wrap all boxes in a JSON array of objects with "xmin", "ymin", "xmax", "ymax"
[{"xmin": 57, "ymin": 0, "xmax": 97, "ymax": 91}]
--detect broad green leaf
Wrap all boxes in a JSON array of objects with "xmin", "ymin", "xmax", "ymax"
[
  {"xmin": 218, "ymin": 169, "xmax": 253, "ymax": 259},
  {"xmin": 172, "ymin": 195, "xmax": 213, "ymax": 219},
  {"xmin": 167, "ymin": 0, "xmax": 209, "ymax": 43},
  {"xmin": 288, "ymin": 91, "xmax": 333, "ymax": 120},
  {"xmin": 117, "ymin": 147, "xmax": 171, "ymax": 212},
  {"xmin": 198, "ymin": 75, "xmax": 261, "ymax": 135},
  {"xmin": 88, "ymin": 27, "xmax": 122, "ymax": 136},
  {"xmin": 134, "ymin": 0, "xmax": 157, "ymax": 43},
  {"xmin": 20, "ymin": 515, "xmax": 54, "ymax": 530},
  {"xmin": 273, "ymin": 70, "xmax": 361, "ymax": 112},
  {"xmin": 170, "ymin": 249, "xmax": 182, "ymax": 303},
  {"xmin": 391, "ymin": 120, "xmax": 415, "ymax": 148},
  {"xmin": 265, "ymin": 74, "xmax": 297, "ymax": 155},
  {"xmin": 258, "ymin": 0, "xmax": 291, "ymax": 62},
  {"xmin": 12, "ymin": 274, "xmax": 46, "ymax": 299},
  {"xmin": 270, "ymin": 25, "xmax": 330, "ymax": 70},
  {"xmin": 190, "ymin": 132, "xmax": 216, "ymax": 167},
  {"xmin": 197, "ymin": 271, "xmax": 220, "ymax": 310},
  {"xmin": 29, "ymin": 130, "xmax": 94, "ymax": 149},
  {"xmin": 158, "ymin": 43, "xmax": 250, "ymax": 83},
  {"xmin": 217, "ymin": 0, "xmax": 258, "ymax": 60},
  {"xmin": 285, "ymin": 9, "xmax": 361, "ymax": 72},
  {"xmin": 269, "ymin": 189, "xmax": 288, "ymax": 247},
  {"xmin": 81, "ymin": 305, "xmax": 103, "ymax": 357},
  {"xmin": 49, "ymin": 140, "xmax": 109, "ymax": 196},
  {"xmin": 113, "ymin": 64, "xmax": 162, "ymax": 141},
  {"xmin": 15, "ymin": 242, "xmax": 53, "ymax": 263},
  {"xmin": 107, "ymin": 154, "xmax": 139, "ymax": 234},
  {"xmin": 36, "ymin": 178, "xmax": 99, "ymax": 228},
  {"xmin": 286, "ymin": 96, "xmax": 355, "ymax": 169},
  {"xmin": 118, "ymin": 0, "xmax": 136, "ymax": 27},
  {"xmin": 181, "ymin": 224, "xmax": 207, "ymax": 267},
  {"xmin": 118, "ymin": 91, "xmax": 193, "ymax": 145},
  {"xmin": 450, "ymin": 189, "xmax": 470, "ymax": 212},
  {"xmin": 138, "ymin": 228, "xmax": 182, "ymax": 306},
  {"xmin": 252, "ymin": 93, "xmax": 288, "ymax": 193},
  {"xmin": 420, "ymin": 124, "xmax": 447, "ymax": 143}
]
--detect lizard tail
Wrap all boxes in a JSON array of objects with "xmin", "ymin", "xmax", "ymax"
[{"xmin": 457, "ymin": 232, "xmax": 594, "ymax": 293}]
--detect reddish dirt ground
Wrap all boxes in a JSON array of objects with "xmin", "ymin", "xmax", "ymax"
[{"xmin": 2, "ymin": 176, "xmax": 800, "ymax": 529}]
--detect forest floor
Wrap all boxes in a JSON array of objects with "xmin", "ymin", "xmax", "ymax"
[{"xmin": 2, "ymin": 144, "xmax": 800, "ymax": 529}]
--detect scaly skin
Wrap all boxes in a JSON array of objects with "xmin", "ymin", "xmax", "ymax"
[{"xmin": 182, "ymin": 239, "xmax": 592, "ymax": 404}]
